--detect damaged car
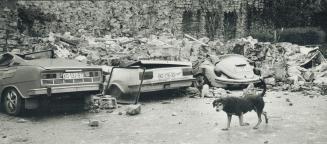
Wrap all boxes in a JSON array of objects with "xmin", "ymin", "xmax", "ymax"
[
  {"xmin": 103, "ymin": 60, "xmax": 195, "ymax": 103},
  {"xmin": 194, "ymin": 54, "xmax": 265, "ymax": 88},
  {"xmin": 0, "ymin": 50, "xmax": 103, "ymax": 115}
]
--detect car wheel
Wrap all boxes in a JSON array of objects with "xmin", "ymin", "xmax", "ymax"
[
  {"xmin": 2, "ymin": 88, "xmax": 23, "ymax": 115},
  {"xmin": 194, "ymin": 74, "xmax": 209, "ymax": 90}
]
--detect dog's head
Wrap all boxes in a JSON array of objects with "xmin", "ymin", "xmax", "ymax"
[{"xmin": 212, "ymin": 98, "xmax": 224, "ymax": 112}]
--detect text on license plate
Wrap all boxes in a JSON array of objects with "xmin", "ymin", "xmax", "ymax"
[
  {"xmin": 155, "ymin": 69, "xmax": 182, "ymax": 80},
  {"xmin": 63, "ymin": 73, "xmax": 84, "ymax": 79}
]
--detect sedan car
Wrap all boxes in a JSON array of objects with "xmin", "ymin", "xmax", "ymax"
[
  {"xmin": 103, "ymin": 60, "xmax": 195, "ymax": 103},
  {"xmin": 194, "ymin": 54, "xmax": 264, "ymax": 88},
  {"xmin": 0, "ymin": 50, "xmax": 103, "ymax": 115}
]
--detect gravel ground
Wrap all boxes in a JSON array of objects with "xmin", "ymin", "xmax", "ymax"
[{"xmin": 0, "ymin": 90, "xmax": 327, "ymax": 144}]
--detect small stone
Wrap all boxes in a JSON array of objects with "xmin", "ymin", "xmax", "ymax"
[
  {"xmin": 286, "ymin": 98, "xmax": 290, "ymax": 102},
  {"xmin": 2, "ymin": 136, "xmax": 6, "ymax": 138},
  {"xmin": 126, "ymin": 104, "xmax": 141, "ymax": 115},
  {"xmin": 178, "ymin": 121, "xmax": 182, "ymax": 124},
  {"xmin": 172, "ymin": 112, "xmax": 177, "ymax": 116},
  {"xmin": 215, "ymin": 122, "xmax": 218, "ymax": 126},
  {"xmin": 289, "ymin": 103, "xmax": 293, "ymax": 106},
  {"xmin": 276, "ymin": 96, "xmax": 281, "ymax": 98},
  {"xmin": 88, "ymin": 120, "xmax": 99, "ymax": 127},
  {"xmin": 106, "ymin": 110, "xmax": 114, "ymax": 113},
  {"xmin": 118, "ymin": 112, "xmax": 123, "ymax": 115},
  {"xmin": 264, "ymin": 140, "xmax": 269, "ymax": 144},
  {"xmin": 161, "ymin": 101, "xmax": 172, "ymax": 104},
  {"xmin": 17, "ymin": 119, "xmax": 28, "ymax": 123},
  {"xmin": 309, "ymin": 95, "xmax": 314, "ymax": 98}
]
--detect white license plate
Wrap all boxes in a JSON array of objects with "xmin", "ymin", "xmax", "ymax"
[
  {"xmin": 155, "ymin": 69, "xmax": 182, "ymax": 81},
  {"xmin": 63, "ymin": 73, "xmax": 84, "ymax": 79}
]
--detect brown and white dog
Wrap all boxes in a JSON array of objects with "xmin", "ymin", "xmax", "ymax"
[{"xmin": 212, "ymin": 79, "xmax": 268, "ymax": 130}]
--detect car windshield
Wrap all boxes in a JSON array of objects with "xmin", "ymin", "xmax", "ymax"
[{"xmin": 18, "ymin": 50, "xmax": 55, "ymax": 60}]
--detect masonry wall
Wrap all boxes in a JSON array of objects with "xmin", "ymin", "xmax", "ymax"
[{"xmin": 0, "ymin": 0, "xmax": 263, "ymax": 52}]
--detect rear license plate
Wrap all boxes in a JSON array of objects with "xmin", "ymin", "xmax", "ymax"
[
  {"xmin": 155, "ymin": 69, "xmax": 182, "ymax": 81},
  {"xmin": 63, "ymin": 73, "xmax": 84, "ymax": 79}
]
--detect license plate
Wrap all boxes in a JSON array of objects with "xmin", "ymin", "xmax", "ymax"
[
  {"xmin": 155, "ymin": 69, "xmax": 182, "ymax": 81},
  {"xmin": 63, "ymin": 73, "xmax": 84, "ymax": 79}
]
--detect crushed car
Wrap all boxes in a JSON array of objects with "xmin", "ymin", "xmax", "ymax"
[
  {"xmin": 103, "ymin": 60, "xmax": 195, "ymax": 103},
  {"xmin": 0, "ymin": 50, "xmax": 103, "ymax": 115},
  {"xmin": 194, "ymin": 54, "xmax": 267, "ymax": 88}
]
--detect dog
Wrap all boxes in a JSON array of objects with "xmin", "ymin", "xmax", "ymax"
[{"xmin": 212, "ymin": 79, "xmax": 268, "ymax": 130}]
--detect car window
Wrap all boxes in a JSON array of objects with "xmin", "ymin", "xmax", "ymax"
[{"xmin": 0, "ymin": 53, "xmax": 14, "ymax": 66}]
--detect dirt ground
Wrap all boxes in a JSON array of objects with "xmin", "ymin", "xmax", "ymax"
[{"xmin": 0, "ymin": 90, "xmax": 327, "ymax": 144}]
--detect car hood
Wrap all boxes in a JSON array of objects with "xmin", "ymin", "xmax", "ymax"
[
  {"xmin": 24, "ymin": 58, "xmax": 100, "ymax": 69},
  {"xmin": 215, "ymin": 54, "xmax": 256, "ymax": 79}
]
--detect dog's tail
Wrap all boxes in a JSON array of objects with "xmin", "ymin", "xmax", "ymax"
[{"xmin": 259, "ymin": 78, "xmax": 267, "ymax": 97}]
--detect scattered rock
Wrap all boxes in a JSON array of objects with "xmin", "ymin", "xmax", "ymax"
[
  {"xmin": 88, "ymin": 120, "xmax": 99, "ymax": 127},
  {"xmin": 201, "ymin": 84, "xmax": 210, "ymax": 98},
  {"xmin": 286, "ymin": 98, "xmax": 290, "ymax": 102},
  {"xmin": 126, "ymin": 104, "xmax": 141, "ymax": 115},
  {"xmin": 161, "ymin": 101, "xmax": 172, "ymax": 104},
  {"xmin": 17, "ymin": 119, "xmax": 28, "ymax": 123},
  {"xmin": 106, "ymin": 109, "xmax": 114, "ymax": 113}
]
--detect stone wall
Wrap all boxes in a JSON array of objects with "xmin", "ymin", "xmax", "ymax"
[
  {"xmin": 0, "ymin": 0, "xmax": 20, "ymax": 53},
  {"xmin": 0, "ymin": 0, "xmax": 264, "ymax": 52}
]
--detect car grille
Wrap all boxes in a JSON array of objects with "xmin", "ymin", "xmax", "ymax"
[{"xmin": 41, "ymin": 71, "xmax": 102, "ymax": 86}]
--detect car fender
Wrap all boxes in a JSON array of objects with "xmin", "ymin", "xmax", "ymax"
[
  {"xmin": 106, "ymin": 80, "xmax": 129, "ymax": 95},
  {"xmin": 0, "ymin": 85, "xmax": 24, "ymax": 103}
]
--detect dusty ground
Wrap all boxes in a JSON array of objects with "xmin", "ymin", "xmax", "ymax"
[{"xmin": 0, "ymin": 90, "xmax": 327, "ymax": 144}]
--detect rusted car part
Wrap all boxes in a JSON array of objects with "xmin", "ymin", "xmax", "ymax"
[
  {"xmin": 194, "ymin": 54, "xmax": 269, "ymax": 88},
  {"xmin": 0, "ymin": 50, "xmax": 103, "ymax": 115},
  {"xmin": 104, "ymin": 60, "xmax": 195, "ymax": 104}
]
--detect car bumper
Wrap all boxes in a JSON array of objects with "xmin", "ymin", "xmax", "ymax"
[
  {"xmin": 27, "ymin": 84, "xmax": 101, "ymax": 96},
  {"xmin": 215, "ymin": 76, "xmax": 263, "ymax": 84},
  {"xmin": 128, "ymin": 78, "xmax": 195, "ymax": 92}
]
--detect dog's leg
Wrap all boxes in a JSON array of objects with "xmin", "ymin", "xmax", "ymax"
[
  {"xmin": 263, "ymin": 111, "xmax": 268, "ymax": 123},
  {"xmin": 238, "ymin": 113, "xmax": 250, "ymax": 126},
  {"xmin": 222, "ymin": 114, "xmax": 232, "ymax": 131},
  {"xmin": 253, "ymin": 112, "xmax": 262, "ymax": 129}
]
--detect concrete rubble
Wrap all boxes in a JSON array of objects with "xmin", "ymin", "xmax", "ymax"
[
  {"xmin": 126, "ymin": 104, "xmax": 141, "ymax": 116},
  {"xmin": 20, "ymin": 32, "xmax": 326, "ymax": 96}
]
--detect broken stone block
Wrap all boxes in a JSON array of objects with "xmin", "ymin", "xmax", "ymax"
[
  {"xmin": 89, "ymin": 120, "xmax": 99, "ymax": 127},
  {"xmin": 201, "ymin": 84, "xmax": 209, "ymax": 98},
  {"xmin": 126, "ymin": 104, "xmax": 141, "ymax": 115},
  {"xmin": 99, "ymin": 95, "xmax": 117, "ymax": 109}
]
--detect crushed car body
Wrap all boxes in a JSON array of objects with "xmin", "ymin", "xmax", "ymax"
[
  {"xmin": 0, "ymin": 50, "xmax": 103, "ymax": 115},
  {"xmin": 103, "ymin": 60, "xmax": 195, "ymax": 103},
  {"xmin": 194, "ymin": 54, "xmax": 265, "ymax": 88}
]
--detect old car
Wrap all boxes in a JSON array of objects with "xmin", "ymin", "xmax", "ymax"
[
  {"xmin": 194, "ymin": 54, "xmax": 264, "ymax": 88},
  {"xmin": 0, "ymin": 50, "xmax": 103, "ymax": 115},
  {"xmin": 103, "ymin": 60, "xmax": 195, "ymax": 103}
]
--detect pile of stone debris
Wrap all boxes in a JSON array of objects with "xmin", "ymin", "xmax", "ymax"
[{"xmin": 16, "ymin": 32, "xmax": 327, "ymax": 95}]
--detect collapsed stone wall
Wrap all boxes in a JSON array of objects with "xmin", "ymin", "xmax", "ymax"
[
  {"xmin": 0, "ymin": 0, "xmax": 20, "ymax": 53},
  {"xmin": 15, "ymin": 0, "xmax": 262, "ymax": 39}
]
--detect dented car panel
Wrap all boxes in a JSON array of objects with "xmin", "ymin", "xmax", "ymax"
[
  {"xmin": 197, "ymin": 54, "xmax": 261, "ymax": 88},
  {"xmin": 104, "ymin": 60, "xmax": 195, "ymax": 103},
  {"xmin": 0, "ymin": 51, "xmax": 103, "ymax": 115}
]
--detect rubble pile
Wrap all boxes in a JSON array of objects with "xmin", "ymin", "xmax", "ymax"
[{"xmin": 18, "ymin": 32, "xmax": 326, "ymax": 95}]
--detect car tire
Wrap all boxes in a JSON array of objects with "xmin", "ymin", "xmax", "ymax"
[
  {"xmin": 194, "ymin": 74, "xmax": 209, "ymax": 90},
  {"xmin": 2, "ymin": 88, "xmax": 24, "ymax": 116}
]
